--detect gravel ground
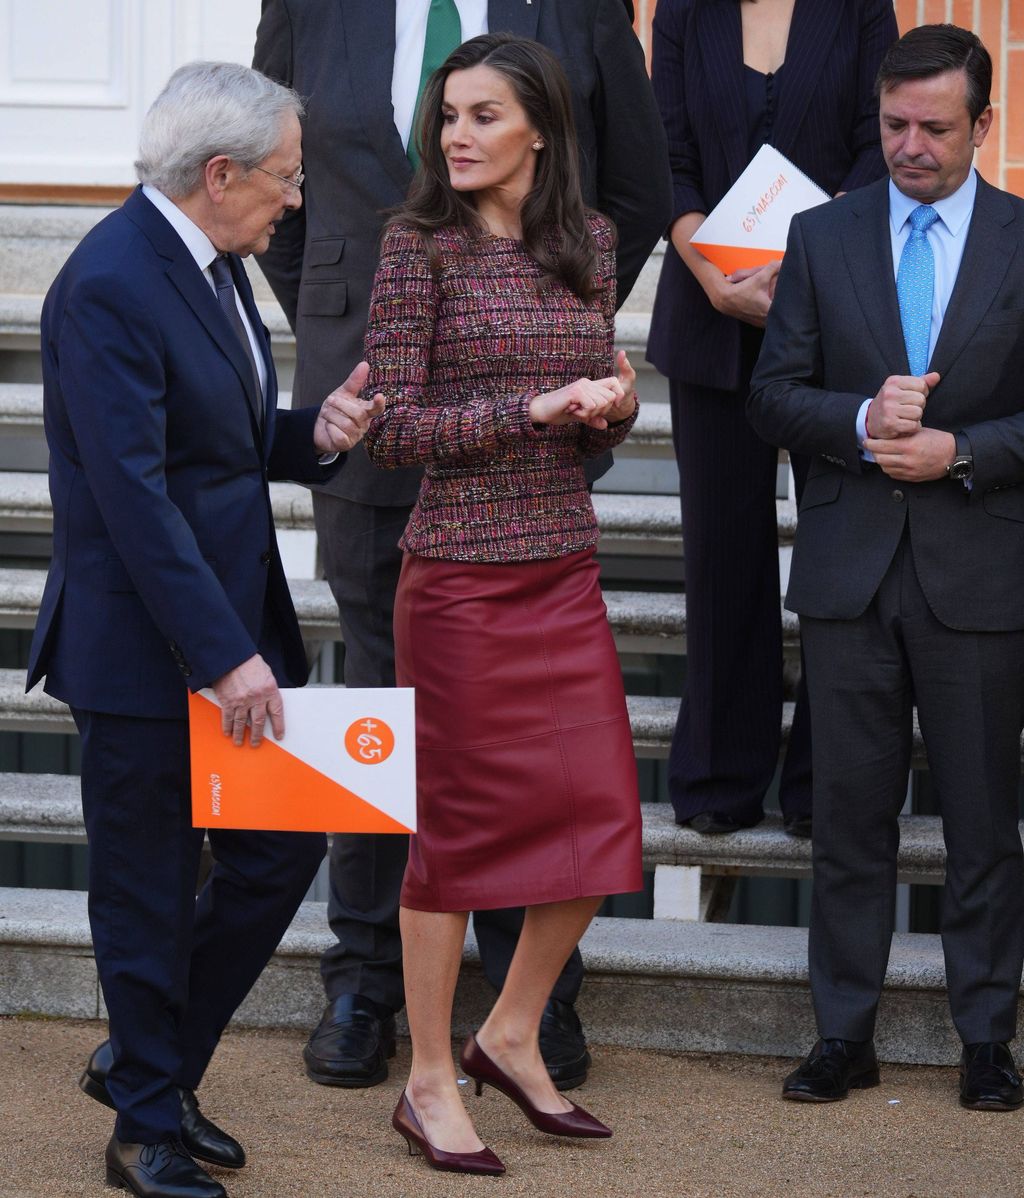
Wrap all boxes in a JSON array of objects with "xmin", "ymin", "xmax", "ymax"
[{"xmin": 2, "ymin": 1017, "xmax": 1023, "ymax": 1198}]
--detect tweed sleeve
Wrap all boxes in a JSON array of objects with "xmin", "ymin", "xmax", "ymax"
[
  {"xmin": 577, "ymin": 236, "xmax": 637, "ymax": 457},
  {"xmin": 362, "ymin": 224, "xmax": 540, "ymax": 469}
]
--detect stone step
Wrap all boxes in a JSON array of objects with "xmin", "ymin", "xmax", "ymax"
[
  {"xmin": 0, "ymin": 668, "xmax": 951, "ymax": 774},
  {"xmin": 0, "ymin": 471, "xmax": 795, "ymax": 552},
  {"xmin": 0, "ymin": 566, "xmax": 799, "ymax": 659},
  {"xmin": 0, "ymin": 884, "xmax": 985, "ymax": 1065},
  {"xmin": 0, "ymin": 773, "xmax": 962, "ymax": 888},
  {"xmin": 0, "ymin": 204, "xmax": 663, "ymax": 316}
]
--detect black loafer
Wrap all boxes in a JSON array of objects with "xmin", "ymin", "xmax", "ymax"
[
  {"xmin": 782, "ymin": 1038, "xmax": 880, "ymax": 1102},
  {"xmin": 303, "ymin": 994, "xmax": 397, "ymax": 1087},
  {"xmin": 959, "ymin": 1042, "xmax": 1024, "ymax": 1111},
  {"xmin": 539, "ymin": 998, "xmax": 591, "ymax": 1092},
  {"xmin": 104, "ymin": 1136, "xmax": 226, "ymax": 1198},
  {"xmin": 683, "ymin": 812, "xmax": 748, "ymax": 835},
  {"xmin": 81, "ymin": 1042, "xmax": 245, "ymax": 1169}
]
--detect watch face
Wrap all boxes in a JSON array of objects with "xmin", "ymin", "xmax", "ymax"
[{"xmin": 950, "ymin": 458, "xmax": 973, "ymax": 481}]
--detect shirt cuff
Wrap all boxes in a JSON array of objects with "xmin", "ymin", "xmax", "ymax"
[
  {"xmin": 857, "ymin": 397, "xmax": 876, "ymax": 463},
  {"xmin": 317, "ymin": 452, "xmax": 339, "ymax": 466}
]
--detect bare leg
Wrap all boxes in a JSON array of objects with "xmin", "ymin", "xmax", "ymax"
[
  {"xmin": 401, "ymin": 906, "xmax": 484, "ymax": 1153},
  {"xmin": 476, "ymin": 896, "xmax": 602, "ymax": 1115}
]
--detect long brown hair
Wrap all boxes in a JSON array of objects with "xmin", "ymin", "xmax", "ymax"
[{"xmin": 388, "ymin": 33, "xmax": 607, "ymax": 301}]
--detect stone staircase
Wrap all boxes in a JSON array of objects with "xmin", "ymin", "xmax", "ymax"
[{"xmin": 0, "ymin": 202, "xmax": 996, "ymax": 1068}]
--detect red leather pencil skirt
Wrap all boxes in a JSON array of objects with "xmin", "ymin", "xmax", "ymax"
[{"xmin": 394, "ymin": 546, "xmax": 643, "ymax": 912}]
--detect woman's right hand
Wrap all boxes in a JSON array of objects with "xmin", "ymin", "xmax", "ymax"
[
  {"xmin": 709, "ymin": 260, "xmax": 781, "ymax": 327},
  {"xmin": 529, "ymin": 376, "xmax": 624, "ymax": 429}
]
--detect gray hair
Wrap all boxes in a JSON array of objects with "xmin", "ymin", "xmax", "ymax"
[{"xmin": 135, "ymin": 61, "xmax": 303, "ymax": 198}]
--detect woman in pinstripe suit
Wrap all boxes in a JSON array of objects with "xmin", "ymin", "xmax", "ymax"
[{"xmin": 647, "ymin": 0, "xmax": 898, "ymax": 836}]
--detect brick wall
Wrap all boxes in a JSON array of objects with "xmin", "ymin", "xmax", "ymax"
[{"xmin": 635, "ymin": 1, "xmax": 1021, "ymax": 193}]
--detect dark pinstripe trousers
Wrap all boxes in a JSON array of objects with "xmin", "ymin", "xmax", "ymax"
[{"xmin": 667, "ymin": 331, "xmax": 812, "ymax": 826}]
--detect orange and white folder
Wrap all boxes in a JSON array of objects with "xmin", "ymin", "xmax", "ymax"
[
  {"xmin": 690, "ymin": 144, "xmax": 830, "ymax": 275},
  {"xmin": 189, "ymin": 687, "xmax": 416, "ymax": 834}
]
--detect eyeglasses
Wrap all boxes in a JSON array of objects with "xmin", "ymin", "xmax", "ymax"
[{"xmin": 250, "ymin": 163, "xmax": 305, "ymax": 192}]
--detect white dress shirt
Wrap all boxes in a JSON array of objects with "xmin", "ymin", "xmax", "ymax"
[
  {"xmin": 392, "ymin": 0, "xmax": 488, "ymax": 151},
  {"xmin": 856, "ymin": 168, "xmax": 978, "ymax": 455},
  {"xmin": 141, "ymin": 184, "xmax": 268, "ymax": 398}
]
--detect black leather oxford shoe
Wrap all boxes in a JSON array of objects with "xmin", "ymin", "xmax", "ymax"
[
  {"xmin": 303, "ymin": 994, "xmax": 397, "ymax": 1087},
  {"xmin": 81, "ymin": 1042, "xmax": 245, "ymax": 1169},
  {"xmin": 782, "ymin": 1038, "xmax": 880, "ymax": 1102},
  {"xmin": 959, "ymin": 1042, "xmax": 1024, "ymax": 1111},
  {"xmin": 684, "ymin": 812, "xmax": 749, "ymax": 835},
  {"xmin": 539, "ymin": 998, "xmax": 592, "ymax": 1091},
  {"xmin": 104, "ymin": 1136, "xmax": 226, "ymax": 1198}
]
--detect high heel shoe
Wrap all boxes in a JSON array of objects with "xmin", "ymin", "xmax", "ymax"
[
  {"xmin": 460, "ymin": 1033, "xmax": 612, "ymax": 1139},
  {"xmin": 391, "ymin": 1091, "xmax": 506, "ymax": 1176}
]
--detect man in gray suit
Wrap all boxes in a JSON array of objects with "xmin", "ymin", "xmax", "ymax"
[
  {"xmin": 253, "ymin": 0, "xmax": 670, "ymax": 1092},
  {"xmin": 750, "ymin": 24, "xmax": 1024, "ymax": 1110}
]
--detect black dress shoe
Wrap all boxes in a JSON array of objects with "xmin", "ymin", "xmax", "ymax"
[
  {"xmin": 782, "ymin": 1038, "xmax": 880, "ymax": 1102},
  {"xmin": 303, "ymin": 994, "xmax": 397, "ymax": 1087},
  {"xmin": 80, "ymin": 1042, "xmax": 245, "ymax": 1169},
  {"xmin": 683, "ymin": 812, "xmax": 748, "ymax": 835},
  {"xmin": 783, "ymin": 815, "xmax": 813, "ymax": 839},
  {"xmin": 104, "ymin": 1136, "xmax": 226, "ymax": 1198},
  {"xmin": 959, "ymin": 1042, "xmax": 1024, "ymax": 1111},
  {"xmin": 539, "ymin": 999, "xmax": 591, "ymax": 1092}
]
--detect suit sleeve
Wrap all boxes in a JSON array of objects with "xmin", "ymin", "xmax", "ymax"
[
  {"xmin": 591, "ymin": 0, "xmax": 673, "ymax": 306},
  {"xmin": 651, "ymin": 0, "xmax": 707, "ymax": 225},
  {"xmin": 838, "ymin": 0, "xmax": 899, "ymax": 194},
  {"xmin": 362, "ymin": 227, "xmax": 543, "ymax": 468},
  {"xmin": 748, "ymin": 214, "xmax": 865, "ymax": 471},
  {"xmin": 253, "ymin": 0, "xmax": 305, "ymax": 332},
  {"xmin": 267, "ymin": 403, "xmax": 345, "ymax": 483},
  {"xmin": 57, "ymin": 271, "xmax": 257, "ymax": 688}
]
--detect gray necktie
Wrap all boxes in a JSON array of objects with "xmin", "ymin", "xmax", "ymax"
[{"xmin": 210, "ymin": 254, "xmax": 263, "ymax": 425}]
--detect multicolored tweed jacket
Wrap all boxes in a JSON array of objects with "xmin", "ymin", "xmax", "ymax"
[{"xmin": 362, "ymin": 216, "xmax": 637, "ymax": 563}]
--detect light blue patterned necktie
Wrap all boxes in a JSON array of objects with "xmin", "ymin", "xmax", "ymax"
[{"xmin": 896, "ymin": 205, "xmax": 940, "ymax": 376}]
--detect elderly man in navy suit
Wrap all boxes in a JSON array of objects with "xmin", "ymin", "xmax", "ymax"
[
  {"xmin": 750, "ymin": 25, "xmax": 1024, "ymax": 1110},
  {"xmin": 27, "ymin": 62, "xmax": 382, "ymax": 1198}
]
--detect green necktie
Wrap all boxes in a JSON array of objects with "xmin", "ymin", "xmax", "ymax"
[{"xmin": 408, "ymin": 0, "xmax": 462, "ymax": 169}]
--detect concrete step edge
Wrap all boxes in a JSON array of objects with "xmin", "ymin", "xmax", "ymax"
[
  {"xmin": 0, "ymin": 774, "xmax": 963, "ymax": 882},
  {"xmin": 0, "ymin": 566, "xmax": 798, "ymax": 655}
]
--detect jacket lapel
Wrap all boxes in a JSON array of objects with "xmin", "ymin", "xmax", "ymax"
[
  {"xmin": 772, "ymin": 0, "xmax": 843, "ymax": 177},
  {"xmin": 696, "ymin": 1, "xmax": 747, "ymax": 185},
  {"xmin": 341, "ymin": 0, "xmax": 413, "ymax": 195},
  {"xmin": 842, "ymin": 178, "xmax": 908, "ymax": 371},
  {"xmin": 929, "ymin": 176, "xmax": 1018, "ymax": 380},
  {"xmin": 122, "ymin": 188, "xmax": 265, "ymax": 448}
]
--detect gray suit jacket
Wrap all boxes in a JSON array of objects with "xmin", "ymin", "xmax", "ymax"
[
  {"xmin": 254, "ymin": 0, "xmax": 672, "ymax": 505},
  {"xmin": 749, "ymin": 174, "xmax": 1024, "ymax": 632}
]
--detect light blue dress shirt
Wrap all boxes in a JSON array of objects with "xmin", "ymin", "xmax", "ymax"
[{"xmin": 856, "ymin": 168, "xmax": 978, "ymax": 456}]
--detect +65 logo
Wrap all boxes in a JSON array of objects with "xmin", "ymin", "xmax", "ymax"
[{"xmin": 344, "ymin": 717, "xmax": 396, "ymax": 765}]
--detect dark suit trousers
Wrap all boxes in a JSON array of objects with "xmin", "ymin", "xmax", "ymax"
[
  {"xmin": 801, "ymin": 534, "xmax": 1024, "ymax": 1043},
  {"xmin": 73, "ymin": 709, "xmax": 325, "ymax": 1144},
  {"xmin": 667, "ymin": 338, "xmax": 813, "ymax": 825},
  {"xmin": 313, "ymin": 493, "xmax": 583, "ymax": 1010}
]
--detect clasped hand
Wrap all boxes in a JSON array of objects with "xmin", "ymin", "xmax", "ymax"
[
  {"xmin": 862, "ymin": 370, "xmax": 956, "ymax": 482},
  {"xmin": 529, "ymin": 350, "xmax": 637, "ymax": 428},
  {"xmin": 314, "ymin": 360, "xmax": 386, "ymax": 455}
]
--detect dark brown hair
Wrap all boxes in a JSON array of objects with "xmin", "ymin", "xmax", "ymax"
[
  {"xmin": 388, "ymin": 33, "xmax": 607, "ymax": 302},
  {"xmin": 876, "ymin": 24, "xmax": 992, "ymax": 124}
]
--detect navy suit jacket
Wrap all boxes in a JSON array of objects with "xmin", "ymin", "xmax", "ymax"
[
  {"xmin": 27, "ymin": 187, "xmax": 341, "ymax": 719},
  {"xmin": 647, "ymin": 0, "xmax": 897, "ymax": 391},
  {"xmin": 749, "ymin": 175, "xmax": 1024, "ymax": 632},
  {"xmin": 253, "ymin": 0, "xmax": 672, "ymax": 506}
]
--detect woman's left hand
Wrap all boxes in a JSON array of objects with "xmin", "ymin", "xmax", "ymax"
[{"xmin": 602, "ymin": 350, "xmax": 637, "ymax": 423}]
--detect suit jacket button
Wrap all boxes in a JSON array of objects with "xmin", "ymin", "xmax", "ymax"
[
  {"xmin": 892, "ymin": 489, "xmax": 905, "ymax": 502},
  {"xmin": 183, "ymin": 667, "xmax": 192, "ymax": 678},
  {"xmin": 260, "ymin": 550, "xmax": 271, "ymax": 565}
]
